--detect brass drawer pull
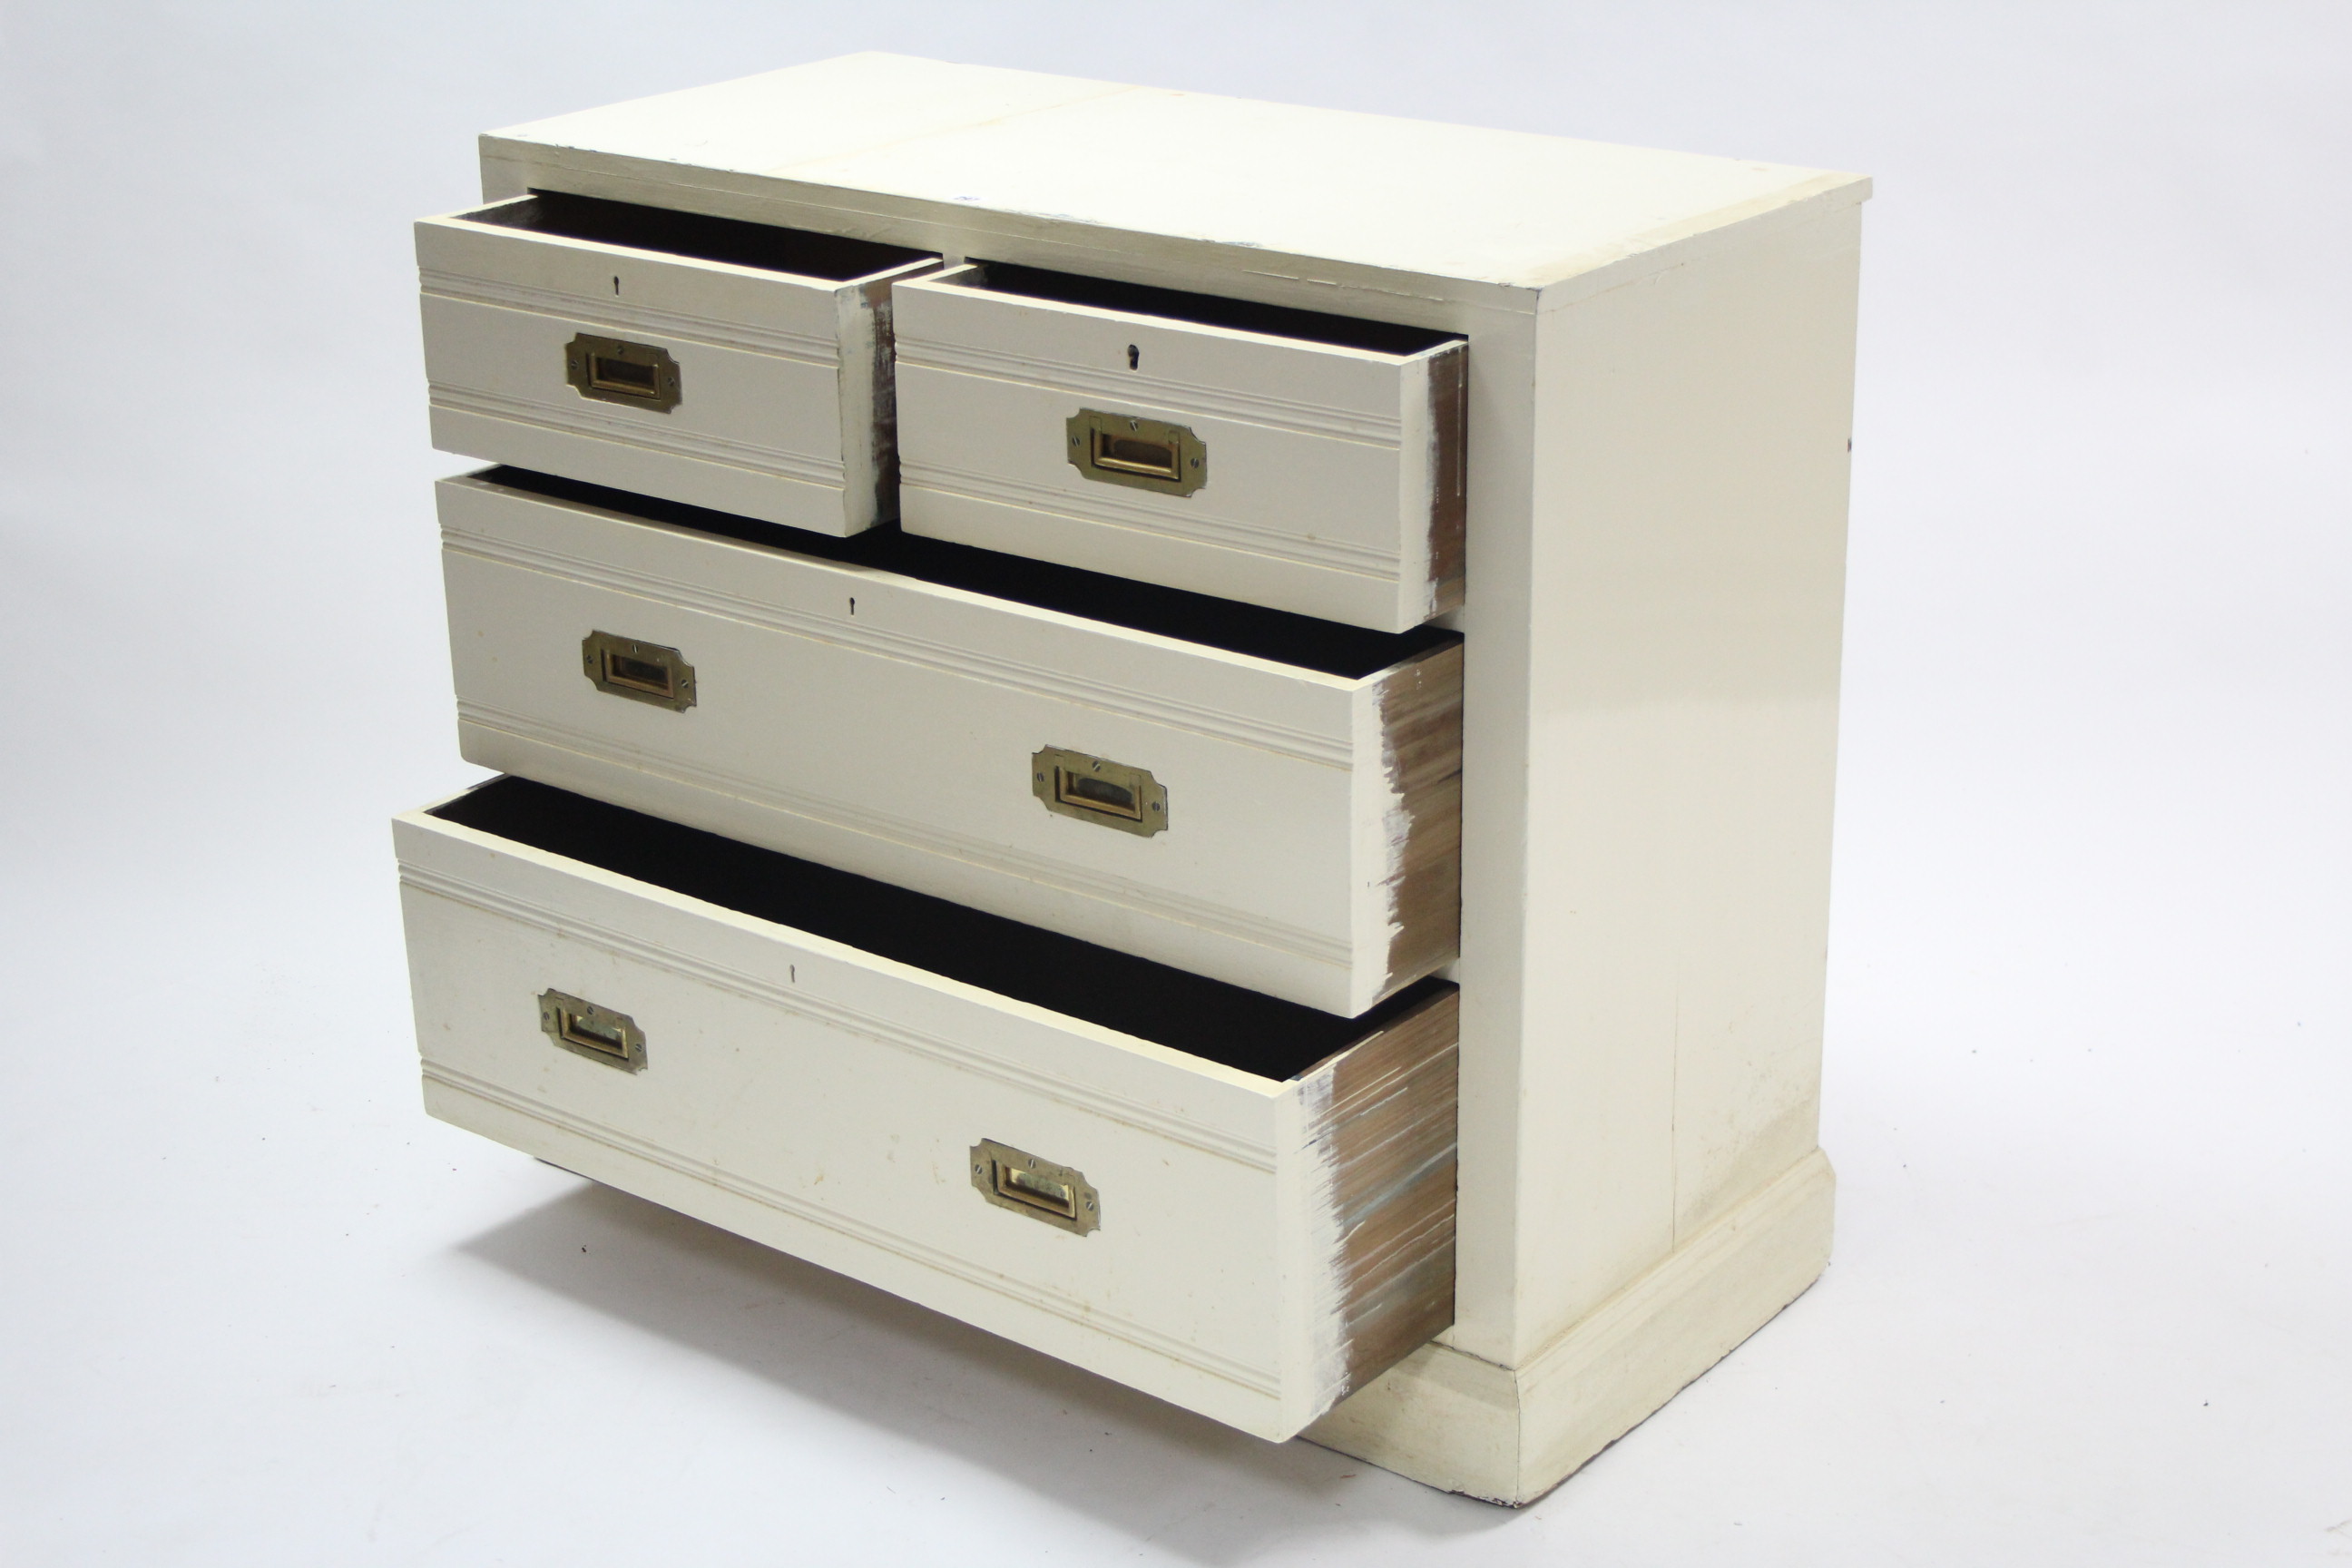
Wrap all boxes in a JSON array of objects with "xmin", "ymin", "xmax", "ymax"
[
  {"xmin": 971, "ymin": 1139, "xmax": 1100, "ymax": 1234},
  {"xmin": 538, "ymin": 989, "xmax": 646, "ymax": 1072},
  {"xmin": 1066, "ymin": 408, "xmax": 1205, "ymax": 497},
  {"xmin": 1032, "ymin": 747, "xmax": 1167, "ymax": 836},
  {"xmin": 564, "ymin": 332, "xmax": 681, "ymax": 413},
  {"xmin": 582, "ymin": 631, "xmax": 697, "ymax": 711}
]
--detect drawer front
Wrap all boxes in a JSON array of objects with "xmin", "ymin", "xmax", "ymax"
[
  {"xmin": 395, "ymin": 791, "xmax": 1458, "ymax": 1440},
  {"xmin": 439, "ymin": 471, "xmax": 1461, "ymax": 1017},
  {"xmin": 416, "ymin": 198, "xmax": 938, "ymax": 534},
  {"xmin": 892, "ymin": 268, "xmax": 1465, "ymax": 633}
]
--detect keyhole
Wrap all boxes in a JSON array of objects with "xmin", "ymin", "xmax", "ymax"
[
  {"xmin": 848, "ymin": 597, "xmax": 856, "ymax": 616},
  {"xmin": 1126, "ymin": 344, "xmax": 1140, "ymax": 370},
  {"xmin": 612, "ymin": 276, "xmax": 621, "ymax": 295}
]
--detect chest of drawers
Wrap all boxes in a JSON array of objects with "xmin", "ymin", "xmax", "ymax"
[{"xmin": 395, "ymin": 52, "xmax": 1866, "ymax": 1505}]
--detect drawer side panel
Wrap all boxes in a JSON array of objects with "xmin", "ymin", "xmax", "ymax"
[
  {"xmin": 1422, "ymin": 341, "xmax": 1469, "ymax": 618},
  {"xmin": 1298, "ymin": 989, "xmax": 1460, "ymax": 1412},
  {"xmin": 1371, "ymin": 641, "xmax": 1465, "ymax": 999}
]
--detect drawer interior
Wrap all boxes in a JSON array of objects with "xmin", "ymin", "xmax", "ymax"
[
  {"xmin": 944, "ymin": 259, "xmax": 1464, "ymax": 357},
  {"xmin": 434, "ymin": 777, "xmax": 1450, "ymax": 1079},
  {"xmin": 456, "ymin": 190, "xmax": 936, "ymax": 282},
  {"xmin": 469, "ymin": 466, "xmax": 1458, "ymax": 680}
]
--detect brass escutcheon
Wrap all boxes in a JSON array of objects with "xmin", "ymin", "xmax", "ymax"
[
  {"xmin": 1032, "ymin": 747, "xmax": 1168, "ymax": 837},
  {"xmin": 564, "ymin": 332, "xmax": 682, "ymax": 413},
  {"xmin": 1065, "ymin": 408, "xmax": 1206, "ymax": 497},
  {"xmin": 970, "ymin": 1139, "xmax": 1100, "ymax": 1235},
  {"xmin": 582, "ymin": 631, "xmax": 697, "ymax": 711},
  {"xmin": 538, "ymin": 989, "xmax": 647, "ymax": 1072}
]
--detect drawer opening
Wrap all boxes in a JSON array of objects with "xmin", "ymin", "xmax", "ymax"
[
  {"xmin": 458, "ymin": 191, "xmax": 936, "ymax": 283},
  {"xmin": 433, "ymin": 777, "xmax": 1452, "ymax": 1081},
  {"xmin": 945, "ymin": 260, "xmax": 1465, "ymax": 358},
  {"xmin": 468, "ymin": 468, "xmax": 1459, "ymax": 681}
]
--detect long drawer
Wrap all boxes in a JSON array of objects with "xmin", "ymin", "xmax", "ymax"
[
  {"xmin": 416, "ymin": 191, "xmax": 939, "ymax": 534},
  {"xmin": 397, "ymin": 778, "xmax": 1458, "ymax": 1441},
  {"xmin": 893, "ymin": 263, "xmax": 1466, "ymax": 633},
  {"xmin": 440, "ymin": 468, "xmax": 1462, "ymax": 1017}
]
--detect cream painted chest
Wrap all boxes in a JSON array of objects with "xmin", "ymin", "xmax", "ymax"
[{"xmin": 397, "ymin": 53, "xmax": 1865, "ymax": 1504}]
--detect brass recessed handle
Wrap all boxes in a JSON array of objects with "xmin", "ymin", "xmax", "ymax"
[
  {"xmin": 564, "ymin": 332, "xmax": 681, "ymax": 413},
  {"xmin": 582, "ymin": 631, "xmax": 696, "ymax": 711},
  {"xmin": 1066, "ymin": 408, "xmax": 1205, "ymax": 497},
  {"xmin": 971, "ymin": 1140, "xmax": 1100, "ymax": 1235},
  {"xmin": 538, "ymin": 989, "xmax": 646, "ymax": 1072},
  {"xmin": 1032, "ymin": 747, "xmax": 1167, "ymax": 837}
]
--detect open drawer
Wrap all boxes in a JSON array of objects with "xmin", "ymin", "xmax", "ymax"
[
  {"xmin": 440, "ymin": 468, "xmax": 1461, "ymax": 1017},
  {"xmin": 892, "ymin": 263, "xmax": 1466, "ymax": 632},
  {"xmin": 397, "ymin": 777, "xmax": 1458, "ymax": 1441},
  {"xmin": 416, "ymin": 191, "xmax": 939, "ymax": 534}
]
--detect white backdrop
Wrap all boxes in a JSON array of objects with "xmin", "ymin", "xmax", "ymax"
[{"xmin": 3, "ymin": 4, "xmax": 2346, "ymax": 1563}]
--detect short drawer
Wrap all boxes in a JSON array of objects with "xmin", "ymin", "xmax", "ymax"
[
  {"xmin": 397, "ymin": 778, "xmax": 1458, "ymax": 1441},
  {"xmin": 441, "ymin": 468, "xmax": 1462, "ymax": 1017},
  {"xmin": 893, "ymin": 263, "xmax": 1466, "ymax": 633},
  {"xmin": 416, "ymin": 191, "xmax": 939, "ymax": 534}
]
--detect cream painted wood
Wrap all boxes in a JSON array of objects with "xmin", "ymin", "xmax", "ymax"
[
  {"xmin": 438, "ymin": 470, "xmax": 1459, "ymax": 1015},
  {"xmin": 477, "ymin": 54, "xmax": 1860, "ymax": 299},
  {"xmin": 1304, "ymin": 1151, "xmax": 1835, "ymax": 1504},
  {"xmin": 395, "ymin": 790, "xmax": 1455, "ymax": 1440},
  {"xmin": 892, "ymin": 267, "xmax": 1465, "ymax": 632},
  {"xmin": 416, "ymin": 196, "xmax": 937, "ymax": 533},
  {"xmin": 437, "ymin": 54, "xmax": 1868, "ymax": 1497},
  {"xmin": 1502, "ymin": 201, "xmax": 1862, "ymax": 1363}
]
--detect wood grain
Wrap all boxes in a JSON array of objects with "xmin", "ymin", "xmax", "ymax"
[
  {"xmin": 1377, "ymin": 640, "xmax": 1465, "ymax": 994},
  {"xmin": 1424, "ymin": 341, "xmax": 1468, "ymax": 617},
  {"xmin": 1300, "ymin": 987, "xmax": 1459, "ymax": 1399}
]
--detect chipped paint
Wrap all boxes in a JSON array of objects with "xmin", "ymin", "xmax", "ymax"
[
  {"xmin": 1375, "ymin": 641, "xmax": 1465, "ymax": 995},
  {"xmin": 1296, "ymin": 990, "xmax": 1461, "ymax": 1413}
]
